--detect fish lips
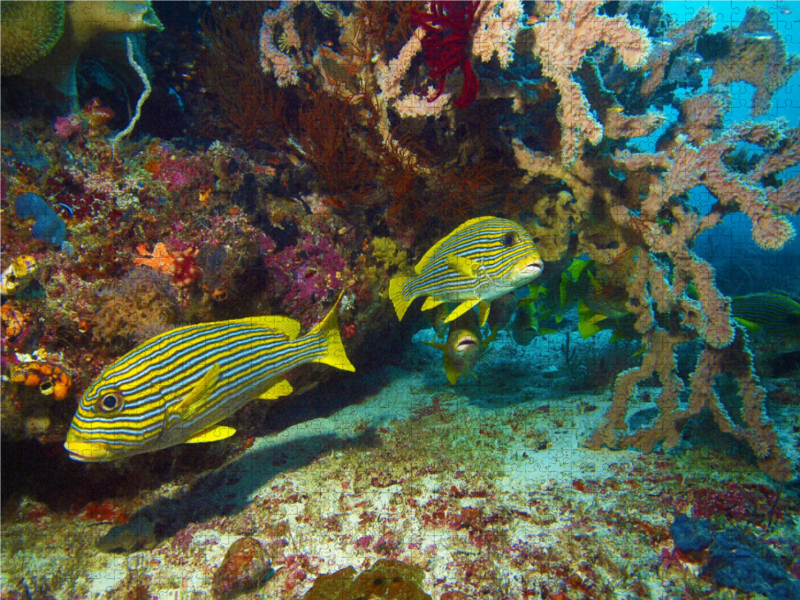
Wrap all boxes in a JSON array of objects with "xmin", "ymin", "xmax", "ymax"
[
  {"xmin": 64, "ymin": 436, "xmax": 113, "ymax": 462},
  {"xmin": 522, "ymin": 259, "xmax": 544, "ymax": 278}
]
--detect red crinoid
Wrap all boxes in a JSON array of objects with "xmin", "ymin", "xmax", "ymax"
[{"xmin": 412, "ymin": 1, "xmax": 481, "ymax": 109}]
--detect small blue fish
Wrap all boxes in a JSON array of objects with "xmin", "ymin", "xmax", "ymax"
[
  {"xmin": 65, "ymin": 294, "xmax": 354, "ymax": 461},
  {"xmin": 389, "ymin": 217, "xmax": 543, "ymax": 327}
]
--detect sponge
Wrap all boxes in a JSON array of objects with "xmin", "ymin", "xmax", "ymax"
[{"xmin": 15, "ymin": 193, "xmax": 67, "ymax": 247}]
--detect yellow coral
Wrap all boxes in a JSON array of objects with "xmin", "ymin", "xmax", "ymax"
[
  {"xmin": 371, "ymin": 237, "xmax": 409, "ymax": 271},
  {"xmin": 19, "ymin": 1, "xmax": 163, "ymax": 99},
  {"xmin": 0, "ymin": 1, "xmax": 65, "ymax": 76}
]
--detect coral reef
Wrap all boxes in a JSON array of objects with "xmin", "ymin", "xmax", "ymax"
[
  {"xmin": 92, "ymin": 268, "xmax": 177, "ymax": 347},
  {"xmin": 530, "ymin": 0, "xmax": 651, "ymax": 164},
  {"xmin": 708, "ymin": 6, "xmax": 800, "ymax": 117},
  {"xmin": 2, "ymin": 8, "xmax": 800, "ymax": 598}
]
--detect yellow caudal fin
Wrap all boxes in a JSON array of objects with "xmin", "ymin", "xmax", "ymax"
[
  {"xmin": 389, "ymin": 276, "xmax": 414, "ymax": 321},
  {"xmin": 308, "ymin": 291, "xmax": 356, "ymax": 372}
]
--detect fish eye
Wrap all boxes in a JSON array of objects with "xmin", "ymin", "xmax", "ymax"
[
  {"xmin": 98, "ymin": 392, "xmax": 122, "ymax": 412},
  {"xmin": 39, "ymin": 381, "xmax": 53, "ymax": 395},
  {"xmin": 502, "ymin": 231, "xmax": 517, "ymax": 247}
]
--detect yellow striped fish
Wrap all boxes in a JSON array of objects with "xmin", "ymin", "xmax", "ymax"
[
  {"xmin": 389, "ymin": 217, "xmax": 543, "ymax": 327},
  {"xmin": 425, "ymin": 309, "xmax": 485, "ymax": 385},
  {"xmin": 732, "ymin": 292, "xmax": 800, "ymax": 345},
  {"xmin": 64, "ymin": 294, "xmax": 355, "ymax": 462}
]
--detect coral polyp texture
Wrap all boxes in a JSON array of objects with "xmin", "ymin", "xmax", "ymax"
[{"xmin": 2, "ymin": 1, "xmax": 800, "ymax": 598}]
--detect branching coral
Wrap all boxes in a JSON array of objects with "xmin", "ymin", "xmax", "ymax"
[
  {"xmin": 259, "ymin": 2, "xmax": 302, "ymax": 87},
  {"xmin": 296, "ymin": 93, "xmax": 380, "ymax": 200},
  {"xmin": 641, "ymin": 7, "xmax": 714, "ymax": 97},
  {"xmin": 412, "ymin": 1, "xmax": 482, "ymax": 109},
  {"xmin": 512, "ymin": 86, "xmax": 799, "ymax": 479},
  {"xmin": 530, "ymin": 0, "xmax": 651, "ymax": 164},
  {"xmin": 585, "ymin": 321, "xmax": 793, "ymax": 482},
  {"xmin": 709, "ymin": 6, "xmax": 800, "ymax": 117},
  {"xmin": 199, "ymin": 3, "xmax": 290, "ymax": 149}
]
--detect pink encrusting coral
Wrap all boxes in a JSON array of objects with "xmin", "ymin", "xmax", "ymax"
[{"xmin": 261, "ymin": 226, "xmax": 347, "ymax": 328}]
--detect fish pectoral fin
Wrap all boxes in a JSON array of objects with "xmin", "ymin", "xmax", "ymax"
[
  {"xmin": 421, "ymin": 297, "xmax": 443, "ymax": 312},
  {"xmin": 478, "ymin": 301, "xmax": 490, "ymax": 328},
  {"xmin": 258, "ymin": 378, "xmax": 293, "ymax": 400},
  {"xmin": 446, "ymin": 255, "xmax": 481, "ymax": 279},
  {"xmin": 733, "ymin": 316, "xmax": 761, "ymax": 332},
  {"xmin": 167, "ymin": 364, "xmax": 220, "ymax": 423},
  {"xmin": 444, "ymin": 299, "xmax": 480, "ymax": 323},
  {"xmin": 442, "ymin": 354, "xmax": 461, "ymax": 385},
  {"xmin": 185, "ymin": 425, "xmax": 236, "ymax": 444},
  {"xmin": 424, "ymin": 341, "xmax": 447, "ymax": 352}
]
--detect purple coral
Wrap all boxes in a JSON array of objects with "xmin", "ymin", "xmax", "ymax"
[{"xmin": 262, "ymin": 231, "xmax": 345, "ymax": 327}]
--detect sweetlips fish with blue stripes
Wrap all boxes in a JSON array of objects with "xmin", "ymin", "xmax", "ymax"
[
  {"xmin": 389, "ymin": 217, "xmax": 543, "ymax": 327},
  {"xmin": 64, "ymin": 293, "xmax": 355, "ymax": 462}
]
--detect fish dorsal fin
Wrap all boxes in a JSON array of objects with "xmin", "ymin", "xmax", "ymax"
[
  {"xmin": 446, "ymin": 255, "xmax": 481, "ymax": 279},
  {"xmin": 185, "ymin": 425, "xmax": 236, "ymax": 443},
  {"xmin": 477, "ymin": 300, "xmax": 490, "ymax": 328},
  {"xmin": 445, "ymin": 299, "xmax": 481, "ymax": 323},
  {"xmin": 167, "ymin": 364, "xmax": 220, "ymax": 423},
  {"xmin": 228, "ymin": 316, "xmax": 301, "ymax": 339},
  {"xmin": 258, "ymin": 378, "xmax": 293, "ymax": 400},
  {"xmin": 415, "ymin": 217, "xmax": 496, "ymax": 274},
  {"xmin": 421, "ymin": 297, "xmax": 444, "ymax": 312}
]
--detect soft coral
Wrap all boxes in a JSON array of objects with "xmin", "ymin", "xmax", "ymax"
[{"xmin": 413, "ymin": 1, "xmax": 481, "ymax": 108}]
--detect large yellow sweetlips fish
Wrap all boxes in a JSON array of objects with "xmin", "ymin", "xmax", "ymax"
[
  {"xmin": 389, "ymin": 216, "xmax": 544, "ymax": 327},
  {"xmin": 65, "ymin": 293, "xmax": 354, "ymax": 462}
]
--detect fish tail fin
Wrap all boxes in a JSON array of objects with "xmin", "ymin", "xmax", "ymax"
[
  {"xmin": 309, "ymin": 291, "xmax": 356, "ymax": 372},
  {"xmin": 389, "ymin": 276, "xmax": 414, "ymax": 321}
]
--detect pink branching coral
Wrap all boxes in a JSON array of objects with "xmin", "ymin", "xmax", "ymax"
[
  {"xmin": 413, "ymin": 1, "xmax": 481, "ymax": 109},
  {"xmin": 513, "ymin": 85, "xmax": 799, "ymax": 480},
  {"xmin": 709, "ymin": 6, "xmax": 800, "ymax": 117},
  {"xmin": 531, "ymin": 0, "xmax": 651, "ymax": 164}
]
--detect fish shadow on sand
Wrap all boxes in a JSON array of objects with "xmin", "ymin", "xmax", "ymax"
[{"xmin": 115, "ymin": 367, "xmax": 398, "ymax": 547}]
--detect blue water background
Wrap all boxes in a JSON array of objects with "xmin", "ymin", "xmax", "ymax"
[{"xmin": 661, "ymin": 1, "xmax": 800, "ymax": 296}]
